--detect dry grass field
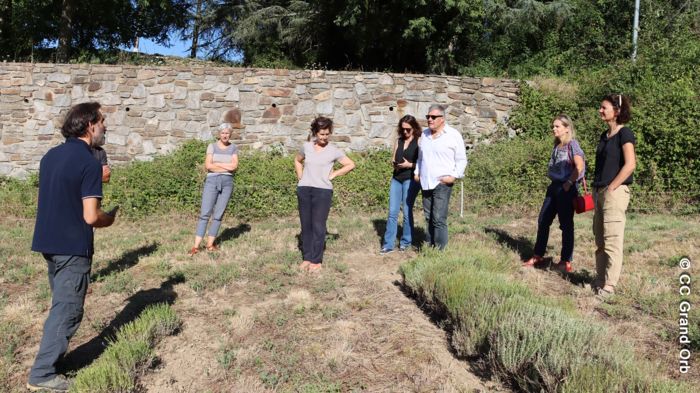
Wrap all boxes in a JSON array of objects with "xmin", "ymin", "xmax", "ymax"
[{"xmin": 0, "ymin": 206, "xmax": 697, "ymax": 392}]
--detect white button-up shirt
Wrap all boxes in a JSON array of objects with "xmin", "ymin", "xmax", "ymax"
[{"xmin": 415, "ymin": 124, "xmax": 468, "ymax": 190}]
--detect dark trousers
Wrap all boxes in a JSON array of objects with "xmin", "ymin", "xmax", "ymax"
[
  {"xmin": 422, "ymin": 183, "xmax": 453, "ymax": 250},
  {"xmin": 297, "ymin": 186, "xmax": 333, "ymax": 264},
  {"xmin": 29, "ymin": 254, "xmax": 91, "ymax": 383},
  {"xmin": 533, "ymin": 182, "xmax": 577, "ymax": 261}
]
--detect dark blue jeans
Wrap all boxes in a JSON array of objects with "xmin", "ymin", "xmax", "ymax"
[
  {"xmin": 29, "ymin": 254, "xmax": 91, "ymax": 384},
  {"xmin": 533, "ymin": 181, "xmax": 577, "ymax": 261},
  {"xmin": 422, "ymin": 183, "xmax": 453, "ymax": 250},
  {"xmin": 297, "ymin": 186, "xmax": 333, "ymax": 264}
]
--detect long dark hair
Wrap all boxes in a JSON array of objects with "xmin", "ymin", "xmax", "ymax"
[
  {"xmin": 602, "ymin": 94, "xmax": 631, "ymax": 124},
  {"xmin": 308, "ymin": 116, "xmax": 333, "ymax": 141},
  {"xmin": 396, "ymin": 115, "xmax": 421, "ymax": 139}
]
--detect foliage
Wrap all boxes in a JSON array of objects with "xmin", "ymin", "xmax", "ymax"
[
  {"xmin": 71, "ymin": 303, "xmax": 180, "ymax": 393},
  {"xmin": 399, "ymin": 242, "xmax": 693, "ymax": 393},
  {"xmin": 0, "ymin": 0, "xmax": 189, "ymax": 61},
  {"xmin": 102, "ymin": 141, "xmax": 393, "ymax": 218}
]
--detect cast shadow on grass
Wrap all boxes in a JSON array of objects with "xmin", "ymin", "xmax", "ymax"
[
  {"xmin": 217, "ymin": 223, "xmax": 252, "ymax": 244},
  {"xmin": 294, "ymin": 233, "xmax": 340, "ymax": 254},
  {"xmin": 393, "ymin": 279, "xmax": 496, "ymax": 382},
  {"xmin": 484, "ymin": 227, "xmax": 534, "ymax": 261},
  {"xmin": 59, "ymin": 274, "xmax": 184, "ymax": 374},
  {"xmin": 560, "ymin": 268, "xmax": 596, "ymax": 286},
  {"xmin": 371, "ymin": 218, "xmax": 427, "ymax": 249},
  {"xmin": 91, "ymin": 242, "xmax": 159, "ymax": 281}
]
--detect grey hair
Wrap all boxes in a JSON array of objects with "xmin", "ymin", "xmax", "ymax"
[
  {"xmin": 427, "ymin": 104, "xmax": 446, "ymax": 115},
  {"xmin": 218, "ymin": 123, "xmax": 233, "ymax": 131}
]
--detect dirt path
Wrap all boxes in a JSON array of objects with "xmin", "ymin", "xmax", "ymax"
[{"xmin": 140, "ymin": 247, "xmax": 505, "ymax": 392}]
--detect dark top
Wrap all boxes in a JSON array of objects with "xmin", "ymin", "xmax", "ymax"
[
  {"xmin": 593, "ymin": 127, "xmax": 636, "ymax": 187},
  {"xmin": 92, "ymin": 146, "xmax": 108, "ymax": 166},
  {"xmin": 393, "ymin": 137, "xmax": 419, "ymax": 182},
  {"xmin": 32, "ymin": 138, "xmax": 103, "ymax": 257}
]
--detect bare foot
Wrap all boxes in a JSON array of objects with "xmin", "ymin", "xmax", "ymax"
[
  {"xmin": 299, "ymin": 261, "xmax": 311, "ymax": 271},
  {"xmin": 307, "ymin": 263, "xmax": 322, "ymax": 273}
]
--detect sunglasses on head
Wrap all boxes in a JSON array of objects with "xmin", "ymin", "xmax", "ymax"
[{"xmin": 425, "ymin": 115, "xmax": 443, "ymax": 120}]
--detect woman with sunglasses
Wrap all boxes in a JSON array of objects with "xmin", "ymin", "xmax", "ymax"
[
  {"xmin": 380, "ymin": 115, "xmax": 422, "ymax": 254},
  {"xmin": 591, "ymin": 94, "xmax": 636, "ymax": 299}
]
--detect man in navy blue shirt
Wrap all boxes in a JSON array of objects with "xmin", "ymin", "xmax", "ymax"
[{"xmin": 28, "ymin": 102, "xmax": 117, "ymax": 392}]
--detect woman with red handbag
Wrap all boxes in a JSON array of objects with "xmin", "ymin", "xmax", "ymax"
[
  {"xmin": 591, "ymin": 94, "xmax": 637, "ymax": 299},
  {"xmin": 523, "ymin": 114, "xmax": 585, "ymax": 273}
]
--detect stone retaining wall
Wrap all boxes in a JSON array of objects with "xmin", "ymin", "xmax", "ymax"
[{"xmin": 0, "ymin": 63, "xmax": 519, "ymax": 178}]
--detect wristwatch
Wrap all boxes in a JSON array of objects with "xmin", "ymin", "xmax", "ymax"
[{"xmin": 565, "ymin": 179, "xmax": 573, "ymax": 186}]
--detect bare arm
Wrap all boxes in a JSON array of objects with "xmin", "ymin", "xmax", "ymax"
[
  {"xmin": 83, "ymin": 197, "xmax": 115, "ymax": 228},
  {"xmin": 608, "ymin": 143, "xmax": 636, "ymax": 191},
  {"xmin": 563, "ymin": 155, "xmax": 584, "ymax": 192},
  {"xmin": 102, "ymin": 165, "xmax": 111, "ymax": 183},
  {"xmin": 329, "ymin": 156, "xmax": 355, "ymax": 180},
  {"xmin": 212, "ymin": 154, "xmax": 239, "ymax": 172},
  {"xmin": 294, "ymin": 153, "xmax": 305, "ymax": 180}
]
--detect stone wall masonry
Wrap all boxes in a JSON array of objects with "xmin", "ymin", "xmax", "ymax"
[{"xmin": 0, "ymin": 63, "xmax": 519, "ymax": 178}]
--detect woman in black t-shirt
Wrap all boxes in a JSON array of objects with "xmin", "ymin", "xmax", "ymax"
[
  {"xmin": 380, "ymin": 115, "xmax": 421, "ymax": 254},
  {"xmin": 592, "ymin": 94, "xmax": 637, "ymax": 298}
]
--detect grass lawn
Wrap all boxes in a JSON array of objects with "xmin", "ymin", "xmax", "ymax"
[{"xmin": 0, "ymin": 206, "xmax": 697, "ymax": 392}]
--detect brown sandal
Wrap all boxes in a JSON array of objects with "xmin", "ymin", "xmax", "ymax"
[
  {"xmin": 188, "ymin": 247, "xmax": 199, "ymax": 256},
  {"xmin": 206, "ymin": 244, "xmax": 220, "ymax": 252}
]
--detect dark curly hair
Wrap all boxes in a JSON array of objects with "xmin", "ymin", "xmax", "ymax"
[
  {"xmin": 396, "ymin": 115, "xmax": 422, "ymax": 139},
  {"xmin": 61, "ymin": 102, "xmax": 102, "ymax": 138},
  {"xmin": 308, "ymin": 116, "xmax": 333, "ymax": 141}
]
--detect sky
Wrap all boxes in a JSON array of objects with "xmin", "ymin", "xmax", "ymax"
[{"xmin": 137, "ymin": 37, "xmax": 192, "ymax": 58}]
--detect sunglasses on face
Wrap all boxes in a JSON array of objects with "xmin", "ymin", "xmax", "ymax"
[
  {"xmin": 401, "ymin": 127, "xmax": 412, "ymax": 132},
  {"xmin": 425, "ymin": 115, "xmax": 443, "ymax": 120}
]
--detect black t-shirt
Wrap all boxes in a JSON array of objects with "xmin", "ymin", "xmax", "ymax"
[
  {"xmin": 593, "ymin": 127, "xmax": 636, "ymax": 187},
  {"xmin": 393, "ymin": 137, "xmax": 419, "ymax": 182}
]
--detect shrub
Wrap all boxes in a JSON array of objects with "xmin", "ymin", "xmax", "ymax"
[
  {"xmin": 71, "ymin": 303, "xmax": 180, "ymax": 393},
  {"xmin": 400, "ymin": 244, "xmax": 692, "ymax": 393}
]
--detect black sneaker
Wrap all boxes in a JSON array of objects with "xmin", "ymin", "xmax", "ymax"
[
  {"xmin": 27, "ymin": 375, "xmax": 70, "ymax": 392},
  {"xmin": 379, "ymin": 248, "xmax": 394, "ymax": 255}
]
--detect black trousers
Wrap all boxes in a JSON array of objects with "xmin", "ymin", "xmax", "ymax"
[
  {"xmin": 297, "ymin": 186, "xmax": 333, "ymax": 264},
  {"xmin": 29, "ymin": 254, "xmax": 91, "ymax": 383}
]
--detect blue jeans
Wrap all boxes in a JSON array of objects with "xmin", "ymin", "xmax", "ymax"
[
  {"xmin": 30, "ymin": 254, "xmax": 90, "ymax": 384},
  {"xmin": 196, "ymin": 175, "xmax": 234, "ymax": 237},
  {"xmin": 382, "ymin": 178, "xmax": 420, "ymax": 250},
  {"xmin": 533, "ymin": 181, "xmax": 577, "ymax": 261},
  {"xmin": 422, "ymin": 183, "xmax": 453, "ymax": 250}
]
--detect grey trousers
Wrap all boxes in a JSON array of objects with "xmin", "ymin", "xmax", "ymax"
[
  {"xmin": 29, "ymin": 254, "xmax": 90, "ymax": 383},
  {"xmin": 196, "ymin": 175, "xmax": 234, "ymax": 237}
]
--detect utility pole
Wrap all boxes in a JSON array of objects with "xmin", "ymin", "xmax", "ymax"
[{"xmin": 632, "ymin": 0, "xmax": 640, "ymax": 62}]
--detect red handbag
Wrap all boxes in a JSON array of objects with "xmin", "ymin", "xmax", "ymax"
[{"xmin": 574, "ymin": 177, "xmax": 594, "ymax": 214}]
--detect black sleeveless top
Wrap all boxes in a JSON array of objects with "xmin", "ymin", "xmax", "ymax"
[{"xmin": 393, "ymin": 137, "xmax": 419, "ymax": 182}]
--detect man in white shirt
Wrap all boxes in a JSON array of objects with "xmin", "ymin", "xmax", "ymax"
[{"xmin": 414, "ymin": 104, "xmax": 468, "ymax": 250}]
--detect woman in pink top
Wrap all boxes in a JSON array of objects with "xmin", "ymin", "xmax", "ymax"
[{"xmin": 294, "ymin": 117, "xmax": 355, "ymax": 272}]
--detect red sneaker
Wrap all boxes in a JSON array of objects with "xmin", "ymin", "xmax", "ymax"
[
  {"xmin": 188, "ymin": 247, "xmax": 199, "ymax": 256},
  {"xmin": 557, "ymin": 261, "xmax": 572, "ymax": 273},
  {"xmin": 522, "ymin": 255, "xmax": 543, "ymax": 267}
]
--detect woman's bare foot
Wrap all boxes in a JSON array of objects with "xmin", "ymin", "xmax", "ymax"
[
  {"xmin": 299, "ymin": 261, "xmax": 311, "ymax": 270},
  {"xmin": 306, "ymin": 263, "xmax": 322, "ymax": 273}
]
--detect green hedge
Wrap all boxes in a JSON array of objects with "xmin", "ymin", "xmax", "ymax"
[{"xmin": 101, "ymin": 141, "xmax": 393, "ymax": 218}]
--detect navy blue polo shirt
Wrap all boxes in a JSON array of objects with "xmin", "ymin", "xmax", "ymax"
[{"xmin": 32, "ymin": 138, "xmax": 103, "ymax": 257}]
